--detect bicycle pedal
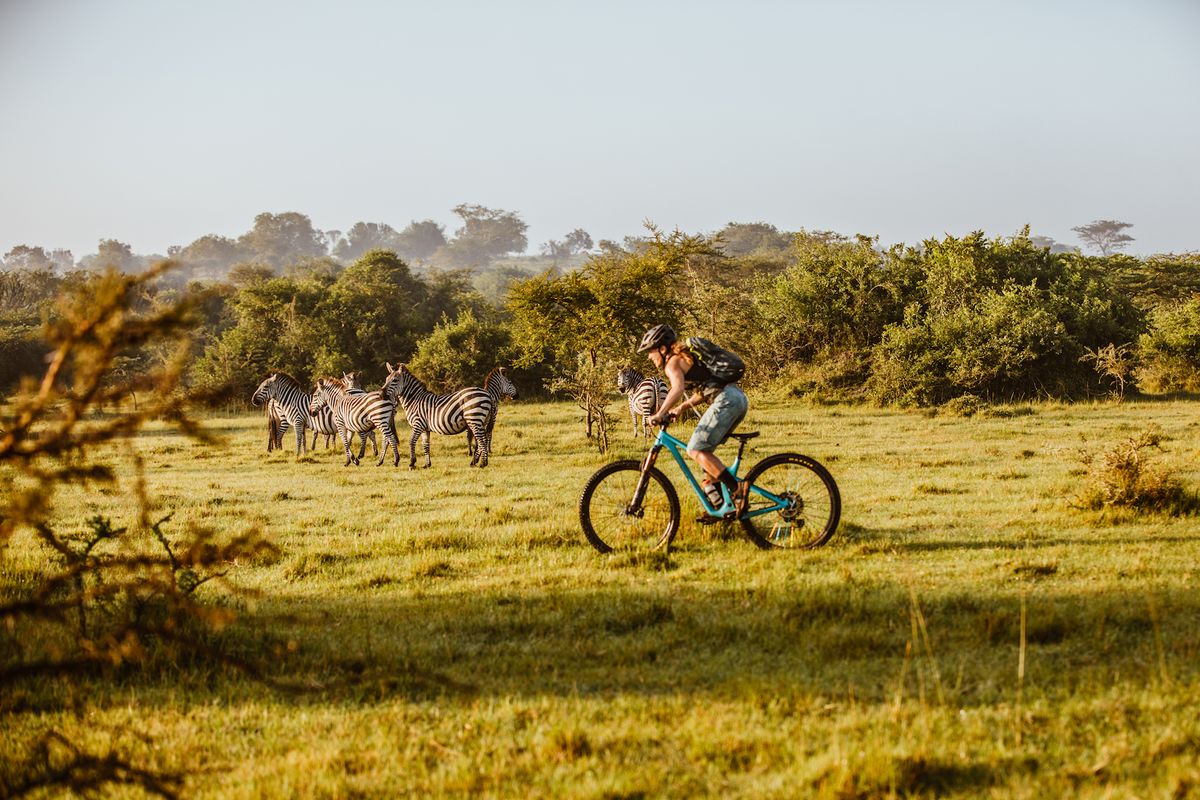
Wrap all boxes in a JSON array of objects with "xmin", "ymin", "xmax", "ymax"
[{"xmin": 694, "ymin": 514, "xmax": 723, "ymax": 525}]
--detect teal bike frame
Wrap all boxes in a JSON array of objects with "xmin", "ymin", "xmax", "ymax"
[{"xmin": 638, "ymin": 424, "xmax": 788, "ymax": 519}]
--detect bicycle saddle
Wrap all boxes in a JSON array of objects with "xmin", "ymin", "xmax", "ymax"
[{"xmin": 729, "ymin": 431, "xmax": 760, "ymax": 442}]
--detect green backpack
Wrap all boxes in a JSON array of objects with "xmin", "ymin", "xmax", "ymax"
[{"xmin": 685, "ymin": 337, "xmax": 745, "ymax": 385}]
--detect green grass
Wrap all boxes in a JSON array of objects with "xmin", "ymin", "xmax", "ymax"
[{"xmin": 4, "ymin": 398, "xmax": 1200, "ymax": 797}]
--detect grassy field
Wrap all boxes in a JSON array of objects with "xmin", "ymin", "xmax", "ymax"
[{"xmin": 4, "ymin": 397, "xmax": 1200, "ymax": 798}]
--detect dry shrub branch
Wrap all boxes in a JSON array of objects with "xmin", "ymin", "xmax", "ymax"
[
  {"xmin": 1073, "ymin": 428, "xmax": 1199, "ymax": 515},
  {"xmin": 0, "ymin": 263, "xmax": 277, "ymax": 799}
]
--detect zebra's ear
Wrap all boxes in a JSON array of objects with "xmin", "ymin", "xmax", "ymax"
[{"xmin": 385, "ymin": 362, "xmax": 395, "ymax": 372}]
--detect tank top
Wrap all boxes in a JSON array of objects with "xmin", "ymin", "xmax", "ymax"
[{"xmin": 678, "ymin": 352, "xmax": 722, "ymax": 396}]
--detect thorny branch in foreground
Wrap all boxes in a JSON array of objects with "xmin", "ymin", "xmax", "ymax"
[{"xmin": 0, "ymin": 263, "xmax": 276, "ymax": 799}]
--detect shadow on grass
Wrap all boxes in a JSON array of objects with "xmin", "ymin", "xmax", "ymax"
[
  {"xmin": 840, "ymin": 521, "xmax": 1199, "ymax": 553},
  {"xmin": 13, "ymin": 576, "xmax": 1180, "ymax": 711}
]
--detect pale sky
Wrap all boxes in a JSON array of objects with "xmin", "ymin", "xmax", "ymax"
[{"xmin": 2, "ymin": 0, "xmax": 1198, "ymax": 261}]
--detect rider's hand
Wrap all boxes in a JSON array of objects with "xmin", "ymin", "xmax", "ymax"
[{"xmin": 649, "ymin": 410, "xmax": 678, "ymax": 426}]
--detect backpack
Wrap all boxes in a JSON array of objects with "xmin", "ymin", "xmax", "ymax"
[{"xmin": 685, "ymin": 337, "xmax": 745, "ymax": 385}]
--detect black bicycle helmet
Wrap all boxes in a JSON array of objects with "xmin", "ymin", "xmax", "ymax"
[{"xmin": 637, "ymin": 323, "xmax": 677, "ymax": 353}]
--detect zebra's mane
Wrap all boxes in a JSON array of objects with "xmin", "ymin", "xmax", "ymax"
[
  {"xmin": 398, "ymin": 364, "xmax": 428, "ymax": 391},
  {"xmin": 483, "ymin": 366, "xmax": 505, "ymax": 386},
  {"xmin": 270, "ymin": 372, "xmax": 304, "ymax": 390},
  {"xmin": 316, "ymin": 375, "xmax": 349, "ymax": 391}
]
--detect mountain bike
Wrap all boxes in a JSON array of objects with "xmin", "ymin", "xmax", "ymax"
[{"xmin": 578, "ymin": 420, "xmax": 840, "ymax": 552}]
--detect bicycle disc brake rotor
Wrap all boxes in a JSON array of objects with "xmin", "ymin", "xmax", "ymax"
[{"xmin": 777, "ymin": 491, "xmax": 804, "ymax": 524}]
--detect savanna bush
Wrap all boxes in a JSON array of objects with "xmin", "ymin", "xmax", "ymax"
[
  {"xmin": 407, "ymin": 307, "xmax": 514, "ymax": 393},
  {"xmin": 1073, "ymin": 429, "xmax": 1198, "ymax": 514},
  {"xmin": 868, "ymin": 233, "xmax": 1143, "ymax": 405},
  {"xmin": 1136, "ymin": 298, "xmax": 1200, "ymax": 393}
]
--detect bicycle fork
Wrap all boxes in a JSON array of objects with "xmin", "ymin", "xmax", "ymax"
[{"xmin": 626, "ymin": 443, "xmax": 663, "ymax": 515}]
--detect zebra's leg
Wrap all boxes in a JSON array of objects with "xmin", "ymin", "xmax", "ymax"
[
  {"xmin": 295, "ymin": 422, "xmax": 307, "ymax": 457},
  {"xmin": 471, "ymin": 413, "xmax": 496, "ymax": 465},
  {"xmin": 471, "ymin": 423, "xmax": 490, "ymax": 468},
  {"xmin": 369, "ymin": 429, "xmax": 379, "ymax": 457},
  {"xmin": 409, "ymin": 429, "xmax": 421, "ymax": 469},
  {"xmin": 375, "ymin": 419, "xmax": 399, "ymax": 467},
  {"xmin": 310, "ymin": 428, "xmax": 319, "ymax": 450},
  {"xmin": 274, "ymin": 417, "xmax": 289, "ymax": 451},
  {"xmin": 339, "ymin": 425, "xmax": 358, "ymax": 466},
  {"xmin": 630, "ymin": 402, "xmax": 638, "ymax": 437},
  {"xmin": 423, "ymin": 430, "xmax": 432, "ymax": 469},
  {"xmin": 357, "ymin": 429, "xmax": 369, "ymax": 462}
]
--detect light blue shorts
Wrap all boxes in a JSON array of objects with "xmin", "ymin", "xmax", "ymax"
[{"xmin": 687, "ymin": 384, "xmax": 748, "ymax": 452}]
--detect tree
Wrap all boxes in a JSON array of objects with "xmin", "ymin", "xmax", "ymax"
[
  {"xmin": 176, "ymin": 234, "xmax": 246, "ymax": 278},
  {"xmin": 716, "ymin": 222, "xmax": 792, "ymax": 257},
  {"xmin": 407, "ymin": 307, "xmax": 514, "ymax": 393},
  {"xmin": 394, "ymin": 219, "xmax": 448, "ymax": 264},
  {"xmin": 3, "ymin": 244, "xmax": 55, "ymax": 271},
  {"xmin": 333, "ymin": 222, "xmax": 404, "ymax": 262},
  {"xmin": 541, "ymin": 228, "xmax": 594, "ymax": 258},
  {"xmin": 508, "ymin": 225, "xmax": 715, "ymax": 449},
  {"xmin": 1030, "ymin": 235, "xmax": 1076, "ymax": 255},
  {"xmin": 1072, "ymin": 219, "xmax": 1135, "ymax": 256},
  {"xmin": 315, "ymin": 249, "xmax": 433, "ymax": 375},
  {"xmin": 237, "ymin": 212, "xmax": 327, "ymax": 270},
  {"xmin": 228, "ymin": 263, "xmax": 276, "ymax": 287},
  {"xmin": 563, "ymin": 228, "xmax": 593, "ymax": 254},
  {"xmin": 79, "ymin": 239, "xmax": 140, "ymax": 272},
  {"xmin": 437, "ymin": 204, "xmax": 528, "ymax": 268}
]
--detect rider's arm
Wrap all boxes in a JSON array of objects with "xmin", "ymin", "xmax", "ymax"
[
  {"xmin": 650, "ymin": 356, "xmax": 688, "ymax": 423},
  {"xmin": 673, "ymin": 390, "xmax": 705, "ymax": 415}
]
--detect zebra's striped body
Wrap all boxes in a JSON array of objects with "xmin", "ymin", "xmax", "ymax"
[
  {"xmin": 617, "ymin": 367, "xmax": 669, "ymax": 438},
  {"xmin": 251, "ymin": 373, "xmax": 318, "ymax": 456},
  {"xmin": 339, "ymin": 371, "xmax": 379, "ymax": 460},
  {"xmin": 257, "ymin": 373, "xmax": 374, "ymax": 455},
  {"xmin": 382, "ymin": 363, "xmax": 494, "ymax": 468},
  {"xmin": 308, "ymin": 378, "xmax": 400, "ymax": 467},
  {"xmin": 467, "ymin": 367, "xmax": 517, "ymax": 464}
]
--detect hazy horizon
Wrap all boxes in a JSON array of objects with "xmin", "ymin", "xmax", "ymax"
[{"xmin": 2, "ymin": 0, "xmax": 1198, "ymax": 261}]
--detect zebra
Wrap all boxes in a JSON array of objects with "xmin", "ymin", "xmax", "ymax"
[
  {"xmin": 251, "ymin": 373, "xmax": 316, "ymax": 456},
  {"xmin": 617, "ymin": 367, "xmax": 669, "ymax": 438},
  {"xmin": 255, "ymin": 372, "xmax": 375, "ymax": 456},
  {"xmin": 339, "ymin": 371, "xmax": 379, "ymax": 460},
  {"xmin": 308, "ymin": 377, "xmax": 400, "ymax": 467},
  {"xmin": 381, "ymin": 363, "xmax": 494, "ymax": 468},
  {"xmin": 466, "ymin": 366, "xmax": 517, "ymax": 464},
  {"xmin": 272, "ymin": 395, "xmax": 345, "ymax": 451}
]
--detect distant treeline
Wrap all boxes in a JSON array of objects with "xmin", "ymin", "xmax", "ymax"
[
  {"xmin": 2, "ymin": 225, "xmax": 1198, "ymax": 407},
  {"xmin": 0, "ymin": 205, "xmax": 595, "ymax": 293}
]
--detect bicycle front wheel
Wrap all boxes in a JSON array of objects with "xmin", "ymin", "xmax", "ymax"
[
  {"xmin": 579, "ymin": 460, "xmax": 680, "ymax": 554},
  {"xmin": 739, "ymin": 453, "xmax": 840, "ymax": 549}
]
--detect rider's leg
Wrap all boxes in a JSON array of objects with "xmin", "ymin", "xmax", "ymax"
[{"xmin": 686, "ymin": 385, "xmax": 748, "ymax": 500}]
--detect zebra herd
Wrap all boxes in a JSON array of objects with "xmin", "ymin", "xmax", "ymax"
[{"xmin": 252, "ymin": 365, "xmax": 517, "ymax": 468}]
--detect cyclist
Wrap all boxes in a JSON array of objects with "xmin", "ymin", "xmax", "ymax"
[{"xmin": 638, "ymin": 324, "xmax": 749, "ymax": 517}]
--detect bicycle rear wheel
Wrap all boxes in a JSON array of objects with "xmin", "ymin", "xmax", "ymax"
[
  {"xmin": 739, "ymin": 453, "xmax": 840, "ymax": 549},
  {"xmin": 579, "ymin": 460, "xmax": 680, "ymax": 554}
]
